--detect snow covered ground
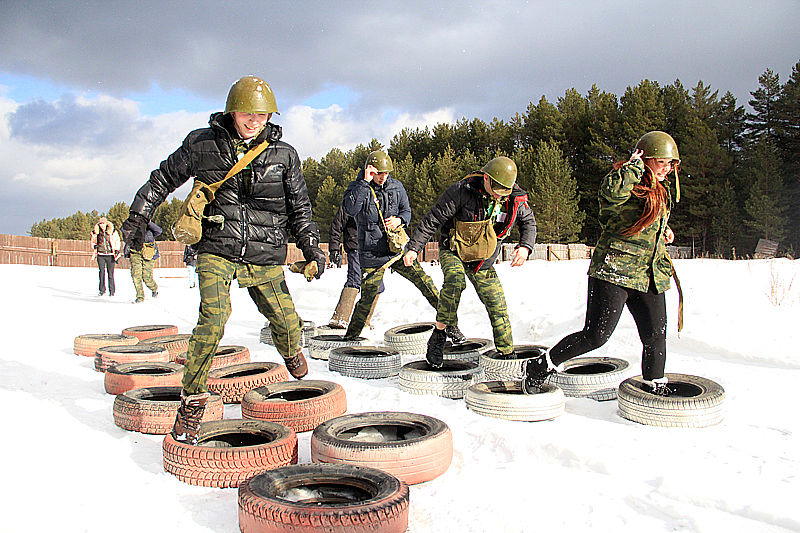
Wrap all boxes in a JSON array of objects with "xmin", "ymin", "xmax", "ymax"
[{"xmin": 1, "ymin": 258, "xmax": 799, "ymax": 532}]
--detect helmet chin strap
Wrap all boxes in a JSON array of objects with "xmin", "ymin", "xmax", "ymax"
[{"xmin": 674, "ymin": 166, "xmax": 680, "ymax": 203}]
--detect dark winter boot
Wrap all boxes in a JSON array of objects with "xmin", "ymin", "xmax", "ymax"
[
  {"xmin": 170, "ymin": 391, "xmax": 211, "ymax": 445},
  {"xmin": 283, "ymin": 346, "xmax": 308, "ymax": 379},
  {"xmin": 426, "ymin": 327, "xmax": 448, "ymax": 369},
  {"xmin": 444, "ymin": 324, "xmax": 466, "ymax": 344},
  {"xmin": 521, "ymin": 355, "xmax": 555, "ymax": 394},
  {"xmin": 328, "ymin": 287, "xmax": 359, "ymax": 329},
  {"xmin": 645, "ymin": 377, "xmax": 671, "ymax": 397}
]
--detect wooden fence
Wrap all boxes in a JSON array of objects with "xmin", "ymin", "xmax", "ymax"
[{"xmin": 2, "ymin": 234, "xmax": 640, "ymax": 268}]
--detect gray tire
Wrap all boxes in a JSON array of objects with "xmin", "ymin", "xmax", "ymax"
[
  {"xmin": 398, "ymin": 360, "xmax": 484, "ymax": 399},
  {"xmin": 465, "ymin": 380, "xmax": 565, "ymax": 422},
  {"xmin": 329, "ymin": 346, "xmax": 402, "ymax": 379},
  {"xmin": 383, "ymin": 322, "xmax": 435, "ymax": 355},
  {"xmin": 261, "ymin": 320, "xmax": 315, "ymax": 347},
  {"xmin": 479, "ymin": 344, "xmax": 549, "ymax": 381},
  {"xmin": 549, "ymin": 356, "xmax": 632, "ymax": 401},
  {"xmin": 617, "ymin": 373, "xmax": 725, "ymax": 428},
  {"xmin": 308, "ymin": 334, "xmax": 367, "ymax": 361},
  {"xmin": 442, "ymin": 338, "xmax": 493, "ymax": 364}
]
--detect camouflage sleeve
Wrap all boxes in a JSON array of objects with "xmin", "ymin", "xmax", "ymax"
[{"xmin": 599, "ymin": 159, "xmax": 644, "ymax": 205}]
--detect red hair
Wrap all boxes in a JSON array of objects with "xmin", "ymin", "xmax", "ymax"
[{"xmin": 612, "ymin": 161, "xmax": 668, "ymax": 236}]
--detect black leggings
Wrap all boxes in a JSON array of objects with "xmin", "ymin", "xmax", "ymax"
[{"xmin": 549, "ymin": 277, "xmax": 667, "ymax": 380}]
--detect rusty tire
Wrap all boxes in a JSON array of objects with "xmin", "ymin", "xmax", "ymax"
[
  {"xmin": 104, "ymin": 362, "xmax": 185, "ymax": 395},
  {"xmin": 175, "ymin": 344, "xmax": 251, "ymax": 370},
  {"xmin": 121, "ymin": 324, "xmax": 179, "ymax": 341},
  {"xmin": 207, "ymin": 362, "xmax": 291, "ymax": 403},
  {"xmin": 94, "ymin": 344, "xmax": 170, "ymax": 373},
  {"xmin": 162, "ymin": 419, "xmax": 298, "ymax": 488},
  {"xmin": 238, "ymin": 464, "xmax": 409, "ymax": 533},
  {"xmin": 311, "ymin": 412, "xmax": 452, "ymax": 485},
  {"xmin": 242, "ymin": 380, "xmax": 347, "ymax": 433},
  {"xmin": 139, "ymin": 334, "xmax": 192, "ymax": 362},
  {"xmin": 73, "ymin": 333, "xmax": 138, "ymax": 357},
  {"xmin": 112, "ymin": 386, "xmax": 223, "ymax": 434}
]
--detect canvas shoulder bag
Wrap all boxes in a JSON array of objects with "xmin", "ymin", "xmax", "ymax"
[
  {"xmin": 449, "ymin": 218, "xmax": 498, "ymax": 262},
  {"xmin": 369, "ymin": 186, "xmax": 409, "ymax": 254},
  {"xmin": 172, "ymin": 140, "xmax": 270, "ymax": 245}
]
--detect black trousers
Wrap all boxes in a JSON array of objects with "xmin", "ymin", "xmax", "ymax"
[
  {"xmin": 549, "ymin": 277, "xmax": 667, "ymax": 380},
  {"xmin": 97, "ymin": 255, "xmax": 116, "ymax": 295}
]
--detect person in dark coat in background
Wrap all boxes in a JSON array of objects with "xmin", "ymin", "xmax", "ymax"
[
  {"xmin": 183, "ymin": 244, "xmax": 198, "ymax": 288},
  {"xmin": 123, "ymin": 220, "xmax": 161, "ymax": 303}
]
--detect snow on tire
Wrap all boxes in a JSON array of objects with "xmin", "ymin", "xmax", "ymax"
[
  {"xmin": 104, "ymin": 362, "xmax": 185, "ymax": 395},
  {"xmin": 398, "ymin": 360, "xmax": 484, "ymax": 399},
  {"xmin": 308, "ymin": 334, "xmax": 367, "ymax": 361},
  {"xmin": 94, "ymin": 344, "xmax": 170, "ymax": 373},
  {"xmin": 241, "ymin": 380, "xmax": 347, "ymax": 433},
  {"xmin": 162, "ymin": 419, "xmax": 298, "ymax": 488},
  {"xmin": 383, "ymin": 322, "xmax": 435, "ymax": 355},
  {"xmin": 617, "ymin": 373, "xmax": 725, "ymax": 428},
  {"xmin": 549, "ymin": 356, "xmax": 632, "ymax": 401},
  {"xmin": 112, "ymin": 386, "xmax": 223, "ymax": 434},
  {"xmin": 139, "ymin": 333, "xmax": 192, "ymax": 362},
  {"xmin": 311, "ymin": 412, "xmax": 453, "ymax": 485},
  {"xmin": 329, "ymin": 346, "xmax": 402, "ymax": 379},
  {"xmin": 73, "ymin": 333, "xmax": 138, "ymax": 357},
  {"xmin": 207, "ymin": 362, "xmax": 290, "ymax": 403},
  {"xmin": 465, "ymin": 381, "xmax": 565, "ymax": 422},
  {"xmin": 479, "ymin": 344, "xmax": 549, "ymax": 381},
  {"xmin": 238, "ymin": 463, "xmax": 409, "ymax": 533},
  {"xmin": 175, "ymin": 344, "xmax": 251, "ymax": 369},
  {"xmin": 442, "ymin": 338, "xmax": 493, "ymax": 364},
  {"xmin": 121, "ymin": 324, "xmax": 179, "ymax": 341}
]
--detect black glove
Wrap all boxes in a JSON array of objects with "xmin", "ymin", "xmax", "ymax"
[
  {"xmin": 329, "ymin": 249, "xmax": 342, "ymax": 268},
  {"xmin": 310, "ymin": 246, "xmax": 326, "ymax": 279},
  {"xmin": 121, "ymin": 212, "xmax": 147, "ymax": 252}
]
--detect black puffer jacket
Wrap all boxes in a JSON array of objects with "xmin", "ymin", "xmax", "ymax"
[
  {"xmin": 130, "ymin": 113, "xmax": 320, "ymax": 266},
  {"xmin": 407, "ymin": 173, "xmax": 537, "ymax": 272},
  {"xmin": 328, "ymin": 202, "xmax": 358, "ymax": 254}
]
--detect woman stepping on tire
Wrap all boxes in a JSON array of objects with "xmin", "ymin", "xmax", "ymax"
[
  {"xmin": 403, "ymin": 156, "xmax": 536, "ymax": 368},
  {"xmin": 524, "ymin": 132, "xmax": 684, "ymax": 397}
]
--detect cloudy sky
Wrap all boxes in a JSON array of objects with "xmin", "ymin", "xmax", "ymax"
[{"xmin": 1, "ymin": 0, "xmax": 798, "ymax": 236}]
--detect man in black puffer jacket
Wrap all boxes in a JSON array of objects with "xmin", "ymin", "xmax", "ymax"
[
  {"xmin": 403, "ymin": 156, "xmax": 536, "ymax": 366},
  {"xmin": 120, "ymin": 76, "xmax": 325, "ymax": 445}
]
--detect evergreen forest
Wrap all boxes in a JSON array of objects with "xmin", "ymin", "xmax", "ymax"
[{"xmin": 30, "ymin": 61, "xmax": 800, "ymax": 258}]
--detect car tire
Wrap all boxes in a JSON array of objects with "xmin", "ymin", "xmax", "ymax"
[
  {"xmin": 104, "ymin": 362, "xmax": 185, "ymax": 395},
  {"xmin": 329, "ymin": 346, "xmax": 402, "ymax": 379},
  {"xmin": 207, "ymin": 362, "xmax": 290, "ymax": 403},
  {"xmin": 465, "ymin": 380, "xmax": 565, "ymax": 422},
  {"xmin": 242, "ymin": 380, "xmax": 347, "ymax": 433},
  {"xmin": 112, "ymin": 386, "xmax": 223, "ymax": 434},
  {"xmin": 398, "ymin": 360, "xmax": 483, "ymax": 399}
]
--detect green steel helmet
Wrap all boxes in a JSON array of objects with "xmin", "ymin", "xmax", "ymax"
[
  {"xmin": 635, "ymin": 131, "xmax": 680, "ymax": 162},
  {"xmin": 225, "ymin": 75, "xmax": 279, "ymax": 114},
  {"xmin": 365, "ymin": 149, "xmax": 394, "ymax": 172},
  {"xmin": 481, "ymin": 156, "xmax": 517, "ymax": 190}
]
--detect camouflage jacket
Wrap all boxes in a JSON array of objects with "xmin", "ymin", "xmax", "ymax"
[{"xmin": 587, "ymin": 159, "xmax": 673, "ymax": 293}]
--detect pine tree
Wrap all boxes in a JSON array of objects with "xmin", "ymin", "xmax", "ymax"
[
  {"xmin": 521, "ymin": 140, "xmax": 584, "ymax": 242},
  {"xmin": 747, "ymin": 68, "xmax": 781, "ymax": 143},
  {"xmin": 711, "ymin": 180, "xmax": 739, "ymax": 257},
  {"xmin": 520, "ymin": 96, "xmax": 564, "ymax": 150},
  {"xmin": 743, "ymin": 137, "xmax": 787, "ymax": 243},
  {"xmin": 313, "ymin": 175, "xmax": 345, "ymax": 242},
  {"xmin": 716, "ymin": 91, "xmax": 747, "ymax": 156}
]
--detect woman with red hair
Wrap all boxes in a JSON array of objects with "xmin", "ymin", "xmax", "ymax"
[{"xmin": 523, "ymin": 131, "xmax": 681, "ymax": 396}]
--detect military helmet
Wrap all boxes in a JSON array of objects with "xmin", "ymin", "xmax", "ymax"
[
  {"xmin": 481, "ymin": 156, "xmax": 517, "ymax": 192},
  {"xmin": 635, "ymin": 131, "xmax": 680, "ymax": 162},
  {"xmin": 365, "ymin": 149, "xmax": 394, "ymax": 173},
  {"xmin": 225, "ymin": 75, "xmax": 279, "ymax": 114}
]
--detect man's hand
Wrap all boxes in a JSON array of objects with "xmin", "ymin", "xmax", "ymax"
[
  {"xmin": 385, "ymin": 216, "xmax": 402, "ymax": 230},
  {"xmin": 310, "ymin": 246, "xmax": 326, "ymax": 279},
  {"xmin": 120, "ymin": 213, "xmax": 147, "ymax": 252},
  {"xmin": 329, "ymin": 249, "xmax": 342, "ymax": 267},
  {"xmin": 628, "ymin": 149, "xmax": 644, "ymax": 164},
  {"xmin": 403, "ymin": 250, "xmax": 418, "ymax": 267},
  {"xmin": 510, "ymin": 246, "xmax": 530, "ymax": 267},
  {"xmin": 364, "ymin": 164, "xmax": 377, "ymax": 183},
  {"xmin": 664, "ymin": 227, "xmax": 675, "ymax": 244}
]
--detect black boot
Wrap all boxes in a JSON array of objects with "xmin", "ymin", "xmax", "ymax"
[
  {"xmin": 426, "ymin": 327, "xmax": 448, "ymax": 369},
  {"xmin": 521, "ymin": 355, "xmax": 554, "ymax": 394},
  {"xmin": 645, "ymin": 378, "xmax": 671, "ymax": 397},
  {"xmin": 444, "ymin": 324, "xmax": 466, "ymax": 344}
]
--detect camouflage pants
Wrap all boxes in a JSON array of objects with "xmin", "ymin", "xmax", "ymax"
[
  {"xmin": 438, "ymin": 248, "xmax": 513, "ymax": 355},
  {"xmin": 182, "ymin": 253, "xmax": 301, "ymax": 394},
  {"xmin": 345, "ymin": 258, "xmax": 439, "ymax": 338},
  {"xmin": 129, "ymin": 250, "xmax": 157, "ymax": 300}
]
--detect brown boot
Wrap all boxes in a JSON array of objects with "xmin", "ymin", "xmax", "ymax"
[
  {"xmin": 283, "ymin": 346, "xmax": 308, "ymax": 379},
  {"xmin": 364, "ymin": 294, "xmax": 380, "ymax": 329},
  {"xmin": 328, "ymin": 287, "xmax": 359, "ymax": 329},
  {"xmin": 170, "ymin": 391, "xmax": 210, "ymax": 445}
]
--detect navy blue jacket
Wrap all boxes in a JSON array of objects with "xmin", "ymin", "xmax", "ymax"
[{"xmin": 342, "ymin": 170, "xmax": 411, "ymax": 268}]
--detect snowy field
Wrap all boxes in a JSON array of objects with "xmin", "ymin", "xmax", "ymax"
[{"xmin": 1, "ymin": 258, "xmax": 799, "ymax": 533}]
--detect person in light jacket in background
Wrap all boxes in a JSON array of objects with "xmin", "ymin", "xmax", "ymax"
[{"xmin": 90, "ymin": 216, "xmax": 121, "ymax": 296}]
